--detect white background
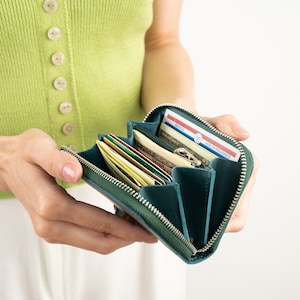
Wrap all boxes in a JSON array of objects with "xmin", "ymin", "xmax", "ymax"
[{"xmin": 180, "ymin": 1, "xmax": 300, "ymax": 299}]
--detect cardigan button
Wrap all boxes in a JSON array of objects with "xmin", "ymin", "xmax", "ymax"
[
  {"xmin": 51, "ymin": 52, "xmax": 65, "ymax": 66},
  {"xmin": 43, "ymin": 0, "xmax": 58, "ymax": 13},
  {"xmin": 62, "ymin": 123, "xmax": 75, "ymax": 135},
  {"xmin": 59, "ymin": 102, "xmax": 73, "ymax": 114},
  {"xmin": 53, "ymin": 77, "xmax": 67, "ymax": 90},
  {"xmin": 47, "ymin": 27, "xmax": 61, "ymax": 41}
]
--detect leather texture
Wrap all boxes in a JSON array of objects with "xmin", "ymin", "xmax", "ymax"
[{"xmin": 73, "ymin": 105, "xmax": 254, "ymax": 263}]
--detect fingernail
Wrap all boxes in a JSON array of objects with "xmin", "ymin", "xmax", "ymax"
[
  {"xmin": 63, "ymin": 165, "xmax": 78, "ymax": 182},
  {"xmin": 144, "ymin": 237, "xmax": 158, "ymax": 244},
  {"xmin": 232, "ymin": 123, "xmax": 250, "ymax": 137}
]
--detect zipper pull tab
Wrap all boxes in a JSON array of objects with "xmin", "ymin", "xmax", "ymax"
[{"xmin": 173, "ymin": 148, "xmax": 202, "ymax": 167}]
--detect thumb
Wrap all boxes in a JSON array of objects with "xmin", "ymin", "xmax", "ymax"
[
  {"xmin": 22, "ymin": 129, "xmax": 82, "ymax": 183},
  {"xmin": 57, "ymin": 150, "xmax": 83, "ymax": 183},
  {"xmin": 203, "ymin": 114, "xmax": 250, "ymax": 141}
]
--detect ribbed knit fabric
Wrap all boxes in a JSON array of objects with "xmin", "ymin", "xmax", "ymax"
[{"xmin": 0, "ymin": 0, "xmax": 153, "ymax": 198}]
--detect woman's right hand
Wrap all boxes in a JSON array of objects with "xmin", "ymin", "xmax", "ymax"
[{"xmin": 0, "ymin": 129, "xmax": 157, "ymax": 254}]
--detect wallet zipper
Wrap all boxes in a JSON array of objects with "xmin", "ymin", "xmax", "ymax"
[
  {"xmin": 61, "ymin": 145, "xmax": 198, "ymax": 256},
  {"xmin": 144, "ymin": 103, "xmax": 249, "ymax": 255},
  {"xmin": 62, "ymin": 103, "xmax": 249, "ymax": 260}
]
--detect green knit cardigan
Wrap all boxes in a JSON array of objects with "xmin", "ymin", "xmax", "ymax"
[{"xmin": 0, "ymin": 0, "xmax": 153, "ymax": 198}]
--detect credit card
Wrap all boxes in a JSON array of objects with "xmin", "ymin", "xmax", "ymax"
[
  {"xmin": 161, "ymin": 109, "xmax": 241, "ymax": 161},
  {"xmin": 105, "ymin": 134, "xmax": 172, "ymax": 183},
  {"xmin": 103, "ymin": 135, "xmax": 166, "ymax": 184},
  {"xmin": 96, "ymin": 140, "xmax": 156, "ymax": 188},
  {"xmin": 100, "ymin": 147, "xmax": 142, "ymax": 191}
]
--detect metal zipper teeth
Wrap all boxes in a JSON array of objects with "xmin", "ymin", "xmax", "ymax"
[
  {"xmin": 144, "ymin": 104, "xmax": 248, "ymax": 254},
  {"xmin": 61, "ymin": 146, "xmax": 198, "ymax": 255}
]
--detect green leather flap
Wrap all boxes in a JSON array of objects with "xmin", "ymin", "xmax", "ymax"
[
  {"xmin": 172, "ymin": 166, "xmax": 216, "ymax": 249},
  {"xmin": 139, "ymin": 184, "xmax": 189, "ymax": 240},
  {"xmin": 208, "ymin": 158, "xmax": 242, "ymax": 237}
]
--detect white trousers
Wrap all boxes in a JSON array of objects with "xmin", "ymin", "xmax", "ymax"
[{"xmin": 0, "ymin": 184, "xmax": 187, "ymax": 300}]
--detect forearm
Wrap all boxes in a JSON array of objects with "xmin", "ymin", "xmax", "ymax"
[{"xmin": 141, "ymin": 40, "xmax": 197, "ymax": 113}]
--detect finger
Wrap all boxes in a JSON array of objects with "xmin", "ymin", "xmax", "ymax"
[
  {"xmin": 57, "ymin": 198, "xmax": 157, "ymax": 243},
  {"xmin": 21, "ymin": 129, "xmax": 82, "ymax": 183},
  {"xmin": 29, "ymin": 185, "xmax": 157, "ymax": 244},
  {"xmin": 33, "ymin": 217, "xmax": 136, "ymax": 254},
  {"xmin": 203, "ymin": 114, "xmax": 250, "ymax": 141}
]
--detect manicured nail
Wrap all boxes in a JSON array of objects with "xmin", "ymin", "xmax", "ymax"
[
  {"xmin": 63, "ymin": 165, "xmax": 78, "ymax": 182},
  {"xmin": 232, "ymin": 123, "xmax": 250, "ymax": 137}
]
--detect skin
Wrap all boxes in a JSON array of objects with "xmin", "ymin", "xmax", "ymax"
[
  {"xmin": 203, "ymin": 114, "xmax": 259, "ymax": 232},
  {"xmin": 0, "ymin": 0, "xmax": 258, "ymax": 254}
]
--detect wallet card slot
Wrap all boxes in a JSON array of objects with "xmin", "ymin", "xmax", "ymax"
[
  {"xmin": 78, "ymin": 138, "xmax": 191, "ymax": 244},
  {"xmin": 139, "ymin": 184, "xmax": 189, "ymax": 240},
  {"xmin": 127, "ymin": 120, "xmax": 174, "ymax": 152},
  {"xmin": 172, "ymin": 167, "xmax": 216, "ymax": 249},
  {"xmin": 127, "ymin": 120, "xmax": 160, "ymax": 141}
]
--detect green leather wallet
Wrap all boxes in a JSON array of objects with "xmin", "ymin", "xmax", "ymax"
[{"xmin": 61, "ymin": 104, "xmax": 254, "ymax": 264}]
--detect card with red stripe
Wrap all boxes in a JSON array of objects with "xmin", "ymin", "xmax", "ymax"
[{"xmin": 161, "ymin": 109, "xmax": 241, "ymax": 162}]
